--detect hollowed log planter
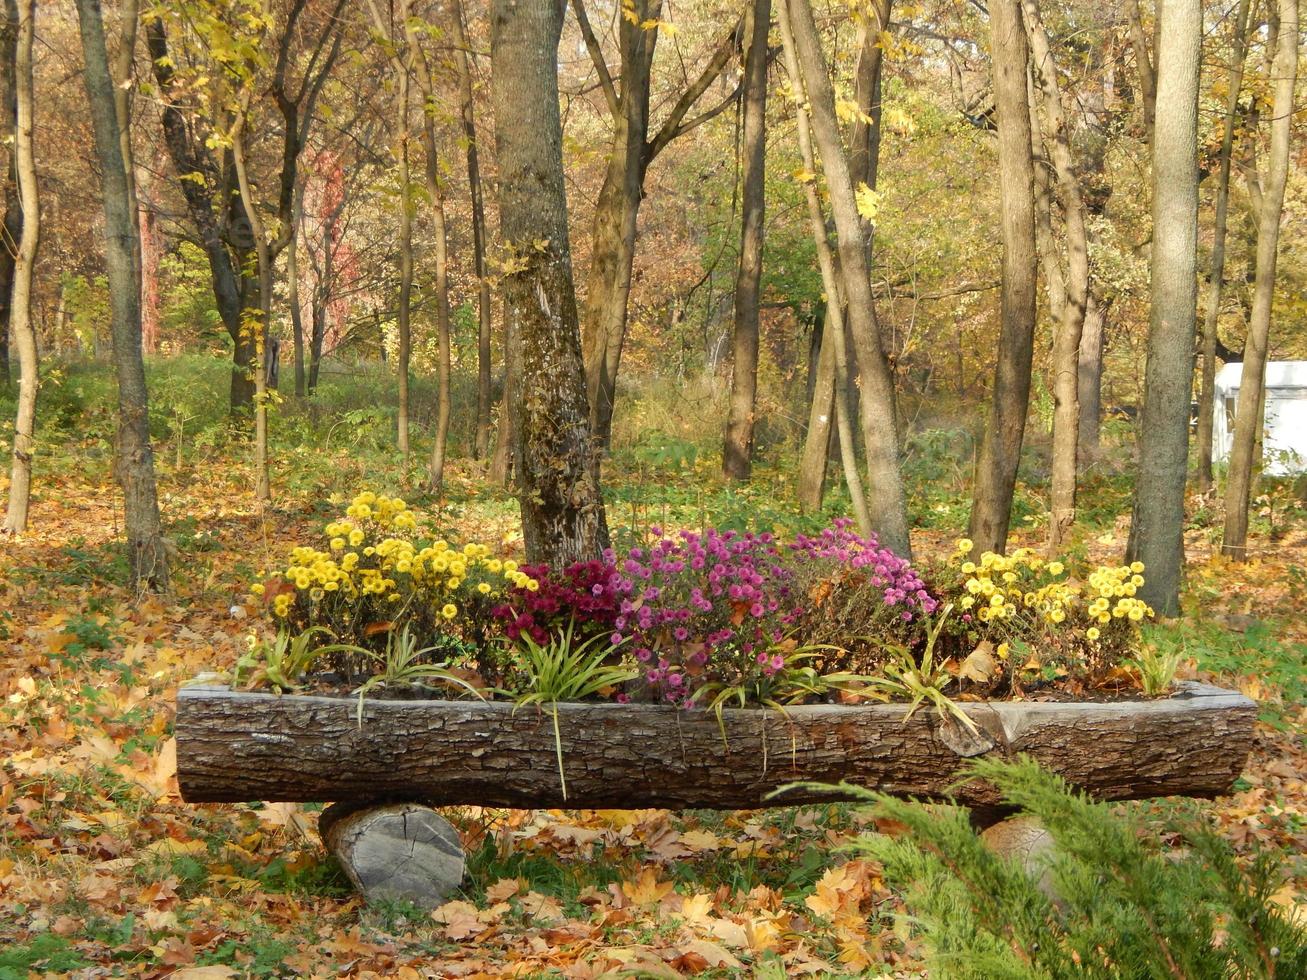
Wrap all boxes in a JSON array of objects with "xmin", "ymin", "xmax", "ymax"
[{"xmin": 176, "ymin": 681, "xmax": 1256, "ymax": 810}]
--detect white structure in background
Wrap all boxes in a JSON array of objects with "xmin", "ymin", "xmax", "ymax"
[{"xmin": 1212, "ymin": 360, "xmax": 1307, "ymax": 475}]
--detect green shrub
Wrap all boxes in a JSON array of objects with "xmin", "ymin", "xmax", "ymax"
[{"xmin": 844, "ymin": 758, "xmax": 1306, "ymax": 979}]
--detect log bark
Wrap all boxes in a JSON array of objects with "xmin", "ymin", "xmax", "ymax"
[
  {"xmin": 320, "ymin": 802, "xmax": 464, "ymax": 908},
  {"xmin": 177, "ymin": 682, "xmax": 1256, "ymax": 810}
]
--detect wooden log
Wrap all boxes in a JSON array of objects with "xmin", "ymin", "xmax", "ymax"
[
  {"xmin": 175, "ymin": 682, "xmax": 1257, "ymax": 809},
  {"xmin": 320, "ymin": 802, "xmax": 464, "ymax": 908}
]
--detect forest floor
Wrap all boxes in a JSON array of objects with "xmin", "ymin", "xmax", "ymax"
[{"xmin": 1, "ymin": 452, "xmax": 1304, "ymax": 979}]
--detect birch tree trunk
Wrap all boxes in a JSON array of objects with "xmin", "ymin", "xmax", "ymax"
[
  {"xmin": 967, "ymin": 0, "xmax": 1037, "ymax": 556},
  {"xmin": 490, "ymin": 0, "xmax": 609, "ymax": 564},
  {"xmin": 74, "ymin": 0, "xmax": 168, "ymax": 591},
  {"xmin": 1128, "ymin": 0, "xmax": 1201, "ymax": 614},
  {"xmin": 2, "ymin": 0, "xmax": 38, "ymax": 534},
  {"xmin": 1196, "ymin": 0, "xmax": 1252, "ymax": 494},
  {"xmin": 786, "ymin": 0, "xmax": 909, "ymax": 558},
  {"xmin": 1221, "ymin": 0, "xmax": 1297, "ymax": 559},
  {"xmin": 723, "ymin": 0, "xmax": 770, "ymax": 482}
]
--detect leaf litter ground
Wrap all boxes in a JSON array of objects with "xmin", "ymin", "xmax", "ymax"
[{"xmin": 1, "ymin": 462, "xmax": 1303, "ymax": 978}]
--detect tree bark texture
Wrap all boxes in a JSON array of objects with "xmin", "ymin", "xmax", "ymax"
[
  {"xmin": 1077, "ymin": 290, "xmax": 1107, "ymax": 462},
  {"xmin": 723, "ymin": 0, "xmax": 770, "ymax": 482},
  {"xmin": 0, "ymin": 0, "xmax": 19, "ymax": 389},
  {"xmin": 75, "ymin": 0, "xmax": 169, "ymax": 592},
  {"xmin": 968, "ymin": 0, "xmax": 1037, "ymax": 557},
  {"xmin": 490, "ymin": 0, "xmax": 609, "ymax": 565},
  {"xmin": 176, "ymin": 682, "xmax": 1257, "ymax": 809},
  {"xmin": 786, "ymin": 0, "xmax": 910, "ymax": 558},
  {"xmin": 1125, "ymin": 0, "xmax": 1156, "ymax": 144},
  {"xmin": 1023, "ymin": 0, "xmax": 1089, "ymax": 552},
  {"xmin": 1222, "ymin": 0, "xmax": 1297, "ymax": 559},
  {"xmin": 1197, "ymin": 0, "xmax": 1252, "ymax": 495},
  {"xmin": 450, "ymin": 0, "xmax": 493, "ymax": 461},
  {"xmin": 1129, "ymin": 0, "xmax": 1201, "ymax": 614},
  {"xmin": 3, "ymin": 0, "xmax": 37, "ymax": 534}
]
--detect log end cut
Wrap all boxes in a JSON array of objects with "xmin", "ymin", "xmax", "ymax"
[{"xmin": 321, "ymin": 802, "xmax": 464, "ymax": 908}]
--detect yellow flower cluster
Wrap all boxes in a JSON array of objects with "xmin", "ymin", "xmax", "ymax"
[
  {"xmin": 256, "ymin": 492, "xmax": 537, "ymax": 626},
  {"xmin": 953, "ymin": 543, "xmax": 1072, "ymax": 626},
  {"xmin": 948, "ymin": 540, "xmax": 1154, "ymax": 661},
  {"xmin": 1084, "ymin": 561, "xmax": 1151, "ymax": 626}
]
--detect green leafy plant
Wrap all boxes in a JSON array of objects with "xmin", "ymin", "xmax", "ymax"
[
  {"xmin": 1132, "ymin": 641, "xmax": 1183, "ymax": 696},
  {"xmin": 352, "ymin": 626, "xmax": 487, "ymax": 726},
  {"xmin": 510, "ymin": 620, "xmax": 638, "ymax": 800},
  {"xmin": 832, "ymin": 757, "xmax": 1307, "ymax": 979},
  {"xmin": 233, "ymin": 626, "xmax": 362, "ymax": 693},
  {"xmin": 863, "ymin": 603, "xmax": 980, "ymax": 735}
]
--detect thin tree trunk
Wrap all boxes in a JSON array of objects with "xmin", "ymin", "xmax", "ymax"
[
  {"xmin": 230, "ymin": 130, "xmax": 271, "ymax": 503},
  {"xmin": 778, "ymin": 4, "xmax": 872, "ymax": 536},
  {"xmin": 1125, "ymin": 0, "xmax": 1156, "ymax": 144},
  {"xmin": 1197, "ymin": 0, "xmax": 1252, "ymax": 494},
  {"xmin": 2, "ymin": 0, "xmax": 37, "ymax": 534},
  {"xmin": 1222, "ymin": 0, "xmax": 1297, "ymax": 560},
  {"xmin": 723, "ymin": 0, "xmax": 770, "ymax": 482},
  {"xmin": 1023, "ymin": 0, "xmax": 1089, "ymax": 551},
  {"xmin": 1127, "ymin": 0, "xmax": 1201, "ymax": 614},
  {"xmin": 1077, "ymin": 289, "xmax": 1107, "ymax": 463},
  {"xmin": 0, "ymin": 0, "xmax": 19, "ymax": 390},
  {"xmin": 138, "ymin": 191, "xmax": 161, "ymax": 353},
  {"xmin": 490, "ymin": 0, "xmax": 609, "ymax": 564},
  {"xmin": 450, "ymin": 0, "xmax": 492, "ymax": 461},
  {"xmin": 75, "ymin": 0, "xmax": 168, "ymax": 592},
  {"xmin": 399, "ymin": 12, "xmax": 453, "ymax": 497},
  {"xmin": 489, "ymin": 298, "xmax": 515, "ymax": 487},
  {"xmin": 786, "ymin": 0, "xmax": 910, "ymax": 557},
  {"xmin": 395, "ymin": 66, "xmax": 413, "ymax": 466},
  {"xmin": 288, "ymin": 190, "xmax": 306, "ymax": 398},
  {"xmin": 797, "ymin": 315, "xmax": 835, "ymax": 512},
  {"xmin": 967, "ymin": 0, "xmax": 1038, "ymax": 556}
]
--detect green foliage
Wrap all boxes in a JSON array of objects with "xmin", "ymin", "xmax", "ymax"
[
  {"xmin": 231, "ymin": 626, "xmax": 359, "ymax": 693},
  {"xmin": 862, "ymin": 603, "xmax": 979, "ymax": 734},
  {"xmin": 352, "ymin": 626, "xmax": 486, "ymax": 727},
  {"xmin": 841, "ymin": 758, "xmax": 1307, "ymax": 979},
  {"xmin": 0, "ymin": 933, "xmax": 90, "ymax": 979},
  {"xmin": 1132, "ymin": 641, "xmax": 1183, "ymax": 696},
  {"xmin": 509, "ymin": 621, "xmax": 638, "ymax": 800}
]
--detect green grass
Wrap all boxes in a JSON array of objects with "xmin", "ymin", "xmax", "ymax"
[{"xmin": 0, "ymin": 933, "xmax": 90, "ymax": 980}]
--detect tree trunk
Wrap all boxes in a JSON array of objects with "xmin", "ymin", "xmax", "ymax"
[
  {"xmin": 145, "ymin": 19, "xmax": 255, "ymax": 416},
  {"xmin": 786, "ymin": 0, "xmax": 910, "ymax": 558},
  {"xmin": 395, "ymin": 66, "xmax": 413, "ymax": 466},
  {"xmin": 778, "ymin": 4, "xmax": 872, "ymax": 536},
  {"xmin": 2, "ymin": 0, "xmax": 37, "ymax": 534},
  {"xmin": 403, "ymin": 14, "xmax": 453, "ymax": 498},
  {"xmin": 489, "ymin": 297, "xmax": 516, "ymax": 487},
  {"xmin": 797, "ymin": 315, "xmax": 835, "ymax": 512},
  {"xmin": 1221, "ymin": 0, "xmax": 1296, "ymax": 560},
  {"xmin": 0, "ymin": 0, "xmax": 19, "ymax": 390},
  {"xmin": 138, "ymin": 195, "xmax": 161, "ymax": 354},
  {"xmin": 288, "ymin": 190, "xmax": 306, "ymax": 398},
  {"xmin": 1124, "ymin": 0, "xmax": 1156, "ymax": 144},
  {"xmin": 1196, "ymin": 0, "xmax": 1252, "ymax": 494},
  {"xmin": 723, "ymin": 0, "xmax": 770, "ymax": 482},
  {"xmin": 320, "ymin": 802, "xmax": 464, "ymax": 909},
  {"xmin": 968, "ymin": 0, "xmax": 1037, "ymax": 557},
  {"xmin": 450, "ymin": 0, "xmax": 492, "ymax": 461},
  {"xmin": 231, "ymin": 130, "xmax": 271, "ymax": 503},
  {"xmin": 1076, "ymin": 289, "xmax": 1107, "ymax": 464},
  {"xmin": 490, "ymin": 0, "xmax": 609, "ymax": 564},
  {"xmin": 1128, "ymin": 0, "xmax": 1201, "ymax": 614},
  {"xmin": 176, "ymin": 682, "xmax": 1257, "ymax": 810},
  {"xmin": 1023, "ymin": 0, "xmax": 1089, "ymax": 552},
  {"xmin": 75, "ymin": 0, "xmax": 168, "ymax": 592}
]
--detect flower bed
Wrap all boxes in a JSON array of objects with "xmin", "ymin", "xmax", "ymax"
[{"xmin": 179, "ymin": 493, "xmax": 1256, "ymax": 809}]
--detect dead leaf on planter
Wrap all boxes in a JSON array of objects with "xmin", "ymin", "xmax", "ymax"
[{"xmin": 959, "ymin": 641, "xmax": 997, "ymax": 683}]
